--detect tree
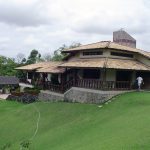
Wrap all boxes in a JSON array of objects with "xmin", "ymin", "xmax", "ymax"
[
  {"xmin": 42, "ymin": 53, "xmax": 52, "ymax": 62},
  {"xmin": 16, "ymin": 53, "xmax": 26, "ymax": 64},
  {"xmin": 0, "ymin": 56, "xmax": 18, "ymax": 76},
  {"xmin": 26, "ymin": 49, "xmax": 41, "ymax": 64},
  {"xmin": 69, "ymin": 42, "xmax": 81, "ymax": 49},
  {"xmin": 51, "ymin": 43, "xmax": 81, "ymax": 61}
]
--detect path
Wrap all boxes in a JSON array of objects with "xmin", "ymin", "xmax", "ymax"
[{"xmin": 0, "ymin": 94, "xmax": 9, "ymax": 100}]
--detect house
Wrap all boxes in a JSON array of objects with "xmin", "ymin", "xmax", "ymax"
[
  {"xmin": 0, "ymin": 76, "xmax": 19, "ymax": 93},
  {"xmin": 16, "ymin": 30, "xmax": 150, "ymax": 93}
]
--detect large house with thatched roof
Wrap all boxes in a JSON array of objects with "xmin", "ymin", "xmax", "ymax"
[{"xmin": 16, "ymin": 30, "xmax": 150, "ymax": 93}]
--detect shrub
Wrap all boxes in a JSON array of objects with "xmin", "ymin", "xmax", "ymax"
[
  {"xmin": 11, "ymin": 91, "xmax": 24, "ymax": 96},
  {"xmin": 14, "ymin": 87, "xmax": 20, "ymax": 92},
  {"xmin": 24, "ymin": 87, "xmax": 40, "ymax": 95}
]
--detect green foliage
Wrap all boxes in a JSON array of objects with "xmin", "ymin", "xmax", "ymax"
[
  {"xmin": 0, "ymin": 42, "xmax": 80, "ymax": 77},
  {"xmin": 0, "ymin": 56, "xmax": 18, "ymax": 76},
  {"xmin": 16, "ymin": 53, "xmax": 26, "ymax": 64},
  {"xmin": 0, "ymin": 92, "xmax": 150, "ymax": 149},
  {"xmin": 51, "ymin": 44, "xmax": 67, "ymax": 61},
  {"xmin": 26, "ymin": 49, "xmax": 41, "ymax": 64},
  {"xmin": 51, "ymin": 43, "xmax": 81, "ymax": 61},
  {"xmin": 24, "ymin": 87, "xmax": 40, "ymax": 94}
]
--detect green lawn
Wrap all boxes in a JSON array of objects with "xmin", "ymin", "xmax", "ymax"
[{"xmin": 0, "ymin": 92, "xmax": 150, "ymax": 150}]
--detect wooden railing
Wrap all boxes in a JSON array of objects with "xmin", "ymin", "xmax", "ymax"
[
  {"xmin": 36, "ymin": 79, "xmax": 133, "ymax": 93},
  {"xmin": 44, "ymin": 81, "xmax": 63, "ymax": 93},
  {"xmin": 36, "ymin": 79, "xmax": 74, "ymax": 93},
  {"xmin": 76, "ymin": 79, "xmax": 104, "ymax": 89},
  {"xmin": 75, "ymin": 79, "xmax": 131, "ymax": 90}
]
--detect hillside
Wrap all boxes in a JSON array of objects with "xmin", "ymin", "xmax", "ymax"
[{"xmin": 0, "ymin": 92, "xmax": 150, "ymax": 149}]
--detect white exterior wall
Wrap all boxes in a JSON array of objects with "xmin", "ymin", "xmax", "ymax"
[
  {"xmin": 68, "ymin": 53, "xmax": 80, "ymax": 61},
  {"xmin": 131, "ymin": 71, "xmax": 136, "ymax": 82},
  {"xmin": 103, "ymin": 49, "xmax": 110, "ymax": 57},
  {"xmin": 67, "ymin": 49, "xmax": 140, "ymax": 60},
  {"xmin": 135, "ymin": 54, "xmax": 150, "ymax": 66},
  {"xmin": 47, "ymin": 74, "xmax": 51, "ymax": 81}
]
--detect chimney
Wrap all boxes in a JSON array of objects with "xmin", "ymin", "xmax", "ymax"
[{"xmin": 113, "ymin": 29, "xmax": 136, "ymax": 48}]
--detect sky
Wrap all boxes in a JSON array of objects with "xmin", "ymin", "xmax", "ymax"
[{"xmin": 0, "ymin": 0, "xmax": 150, "ymax": 58}]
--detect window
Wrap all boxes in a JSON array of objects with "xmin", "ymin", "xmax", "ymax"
[
  {"xmin": 83, "ymin": 51, "xmax": 103, "ymax": 56},
  {"xmin": 111, "ymin": 52, "xmax": 133, "ymax": 58}
]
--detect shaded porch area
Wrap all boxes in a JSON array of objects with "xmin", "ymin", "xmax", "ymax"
[{"xmin": 37, "ymin": 68, "xmax": 139, "ymax": 93}]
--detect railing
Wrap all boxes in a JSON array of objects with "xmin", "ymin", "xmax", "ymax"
[
  {"xmin": 36, "ymin": 79, "xmax": 132, "ymax": 93},
  {"xmin": 37, "ymin": 79, "xmax": 75, "ymax": 93},
  {"xmin": 76, "ymin": 79, "xmax": 131, "ymax": 90},
  {"xmin": 45, "ymin": 81, "xmax": 64, "ymax": 93},
  {"xmin": 76, "ymin": 79, "xmax": 104, "ymax": 89},
  {"xmin": 63, "ymin": 79, "xmax": 74, "ymax": 92}
]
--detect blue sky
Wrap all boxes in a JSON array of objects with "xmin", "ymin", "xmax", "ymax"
[{"xmin": 0, "ymin": 0, "xmax": 150, "ymax": 58}]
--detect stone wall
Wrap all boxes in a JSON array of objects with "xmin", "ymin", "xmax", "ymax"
[
  {"xmin": 38, "ymin": 87, "xmax": 127, "ymax": 104},
  {"xmin": 38, "ymin": 90, "xmax": 64, "ymax": 102},
  {"xmin": 64, "ymin": 87, "xmax": 124, "ymax": 104}
]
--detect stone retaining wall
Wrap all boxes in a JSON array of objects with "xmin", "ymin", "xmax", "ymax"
[
  {"xmin": 64, "ymin": 87, "xmax": 125, "ymax": 104},
  {"xmin": 38, "ymin": 90, "xmax": 64, "ymax": 102},
  {"xmin": 38, "ymin": 88, "xmax": 127, "ymax": 104}
]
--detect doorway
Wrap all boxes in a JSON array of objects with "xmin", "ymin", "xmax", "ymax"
[{"xmin": 136, "ymin": 72, "xmax": 150, "ymax": 89}]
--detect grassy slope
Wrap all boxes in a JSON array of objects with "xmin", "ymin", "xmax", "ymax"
[{"xmin": 0, "ymin": 92, "xmax": 150, "ymax": 149}]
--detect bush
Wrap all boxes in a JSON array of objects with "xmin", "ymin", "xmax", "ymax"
[
  {"xmin": 24, "ymin": 87, "xmax": 40, "ymax": 95},
  {"xmin": 11, "ymin": 91, "xmax": 24, "ymax": 96},
  {"xmin": 14, "ymin": 87, "xmax": 20, "ymax": 92},
  {"xmin": 7, "ymin": 87, "xmax": 40, "ymax": 103},
  {"xmin": 7, "ymin": 93, "xmax": 38, "ymax": 104}
]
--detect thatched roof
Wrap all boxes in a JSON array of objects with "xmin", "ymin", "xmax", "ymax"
[
  {"xmin": 59, "ymin": 58, "xmax": 150, "ymax": 71},
  {"xmin": 33, "ymin": 61, "xmax": 65, "ymax": 73},
  {"xmin": 16, "ymin": 58, "xmax": 150, "ymax": 73},
  {"xmin": 63, "ymin": 41, "xmax": 150, "ymax": 59},
  {"xmin": 106, "ymin": 58, "xmax": 150, "ymax": 71},
  {"xmin": 59, "ymin": 58, "xmax": 105, "ymax": 68},
  {"xmin": 16, "ymin": 61, "xmax": 65, "ymax": 74},
  {"xmin": 16, "ymin": 62, "xmax": 49, "ymax": 70}
]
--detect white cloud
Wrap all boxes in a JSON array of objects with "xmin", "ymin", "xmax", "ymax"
[
  {"xmin": 0, "ymin": 37, "xmax": 10, "ymax": 43},
  {"xmin": 24, "ymin": 35, "xmax": 41, "ymax": 45},
  {"xmin": 0, "ymin": 0, "xmax": 150, "ymax": 58}
]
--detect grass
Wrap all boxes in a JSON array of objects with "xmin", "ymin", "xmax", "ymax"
[{"xmin": 0, "ymin": 91, "xmax": 150, "ymax": 149}]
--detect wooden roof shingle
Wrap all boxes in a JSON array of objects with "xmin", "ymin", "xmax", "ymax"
[
  {"xmin": 59, "ymin": 58, "xmax": 106, "ymax": 68},
  {"xmin": 59, "ymin": 58, "xmax": 150, "ymax": 71},
  {"xmin": 16, "ymin": 61, "xmax": 65, "ymax": 74},
  {"xmin": 63, "ymin": 41, "xmax": 150, "ymax": 59},
  {"xmin": 106, "ymin": 58, "xmax": 150, "ymax": 71}
]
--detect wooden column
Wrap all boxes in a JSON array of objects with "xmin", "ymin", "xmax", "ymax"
[{"xmin": 73, "ymin": 69, "xmax": 77, "ymax": 86}]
